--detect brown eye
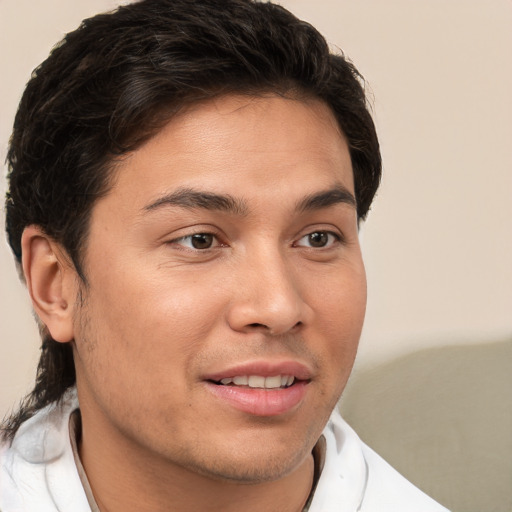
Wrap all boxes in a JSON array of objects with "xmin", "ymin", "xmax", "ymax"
[
  {"xmin": 173, "ymin": 233, "xmax": 219, "ymax": 250},
  {"xmin": 308, "ymin": 232, "xmax": 329, "ymax": 247},
  {"xmin": 190, "ymin": 233, "xmax": 214, "ymax": 249},
  {"xmin": 296, "ymin": 230, "xmax": 340, "ymax": 249}
]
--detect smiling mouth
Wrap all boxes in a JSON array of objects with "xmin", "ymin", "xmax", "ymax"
[
  {"xmin": 206, "ymin": 372, "xmax": 310, "ymax": 415},
  {"xmin": 212, "ymin": 375, "xmax": 299, "ymax": 389}
]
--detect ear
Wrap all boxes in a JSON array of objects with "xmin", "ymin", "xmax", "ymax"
[{"xmin": 21, "ymin": 225, "xmax": 79, "ymax": 343}]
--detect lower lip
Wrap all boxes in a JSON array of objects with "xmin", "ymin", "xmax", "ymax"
[{"xmin": 205, "ymin": 381, "xmax": 308, "ymax": 416}]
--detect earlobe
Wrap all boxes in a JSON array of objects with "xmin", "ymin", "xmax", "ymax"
[{"xmin": 21, "ymin": 226, "xmax": 77, "ymax": 343}]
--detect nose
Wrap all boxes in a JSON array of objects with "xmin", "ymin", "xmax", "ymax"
[{"xmin": 226, "ymin": 248, "xmax": 312, "ymax": 336}]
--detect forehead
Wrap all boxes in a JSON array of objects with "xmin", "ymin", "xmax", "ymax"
[{"xmin": 101, "ymin": 94, "xmax": 354, "ymax": 214}]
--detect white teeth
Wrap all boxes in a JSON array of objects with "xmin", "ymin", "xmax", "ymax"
[
  {"xmin": 248, "ymin": 376, "xmax": 265, "ymax": 388},
  {"xmin": 218, "ymin": 375, "xmax": 295, "ymax": 389},
  {"xmin": 264, "ymin": 376, "xmax": 282, "ymax": 388}
]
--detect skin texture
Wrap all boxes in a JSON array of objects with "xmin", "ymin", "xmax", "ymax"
[{"xmin": 23, "ymin": 94, "xmax": 367, "ymax": 511}]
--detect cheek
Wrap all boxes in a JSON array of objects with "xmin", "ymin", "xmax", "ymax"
[
  {"xmin": 312, "ymin": 263, "xmax": 366, "ymax": 376},
  {"xmin": 72, "ymin": 279, "xmax": 213, "ymax": 419},
  {"xmin": 77, "ymin": 269, "xmax": 225, "ymax": 374},
  {"xmin": 313, "ymin": 260, "xmax": 367, "ymax": 331}
]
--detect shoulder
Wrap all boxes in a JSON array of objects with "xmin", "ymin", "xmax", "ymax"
[
  {"xmin": 308, "ymin": 410, "xmax": 450, "ymax": 512},
  {"xmin": 0, "ymin": 388, "xmax": 90, "ymax": 512}
]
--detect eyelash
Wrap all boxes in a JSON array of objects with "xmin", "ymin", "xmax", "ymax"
[
  {"xmin": 294, "ymin": 230, "xmax": 342, "ymax": 249},
  {"xmin": 171, "ymin": 232, "xmax": 225, "ymax": 251}
]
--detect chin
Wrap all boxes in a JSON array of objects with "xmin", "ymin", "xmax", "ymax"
[{"xmin": 180, "ymin": 441, "xmax": 312, "ymax": 484}]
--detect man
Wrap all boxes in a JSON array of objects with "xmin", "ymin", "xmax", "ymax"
[{"xmin": 0, "ymin": 0, "xmax": 449, "ymax": 510}]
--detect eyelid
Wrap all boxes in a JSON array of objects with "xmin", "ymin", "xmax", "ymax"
[
  {"xmin": 173, "ymin": 234, "xmax": 221, "ymax": 249},
  {"xmin": 160, "ymin": 223, "xmax": 224, "ymax": 248},
  {"xmin": 294, "ymin": 229, "xmax": 343, "ymax": 249}
]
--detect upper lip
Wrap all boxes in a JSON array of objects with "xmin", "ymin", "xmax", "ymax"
[{"xmin": 203, "ymin": 359, "xmax": 313, "ymax": 383}]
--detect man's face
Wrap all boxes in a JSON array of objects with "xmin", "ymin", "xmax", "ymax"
[{"xmin": 72, "ymin": 94, "xmax": 366, "ymax": 482}]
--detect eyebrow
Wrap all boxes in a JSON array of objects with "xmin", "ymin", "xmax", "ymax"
[
  {"xmin": 144, "ymin": 187, "xmax": 248, "ymax": 216},
  {"xmin": 143, "ymin": 184, "xmax": 356, "ymax": 217},
  {"xmin": 295, "ymin": 185, "xmax": 357, "ymax": 212}
]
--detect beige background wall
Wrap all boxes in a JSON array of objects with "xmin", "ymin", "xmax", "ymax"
[{"xmin": 1, "ymin": 2, "xmax": 511, "ymax": 510}]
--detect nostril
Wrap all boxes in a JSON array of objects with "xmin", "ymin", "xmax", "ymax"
[
  {"xmin": 248, "ymin": 323, "xmax": 268, "ymax": 329},
  {"xmin": 245, "ymin": 321, "xmax": 303, "ymax": 335}
]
